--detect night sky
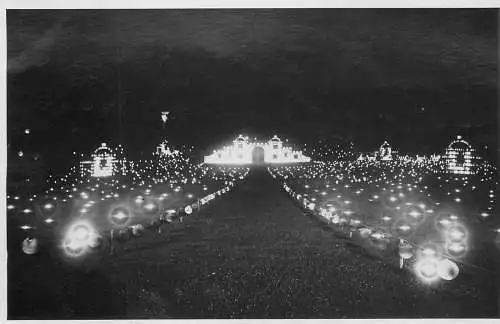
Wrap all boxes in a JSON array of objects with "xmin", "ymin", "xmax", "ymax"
[{"xmin": 7, "ymin": 9, "xmax": 499, "ymax": 162}]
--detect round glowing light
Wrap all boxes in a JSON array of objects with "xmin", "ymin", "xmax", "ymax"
[
  {"xmin": 24, "ymin": 128, "xmax": 31, "ymax": 134},
  {"xmin": 399, "ymin": 224, "xmax": 411, "ymax": 232},
  {"xmin": 110, "ymin": 207, "xmax": 130, "ymax": 226},
  {"xmin": 406, "ymin": 206, "xmax": 425, "ymax": 224},
  {"xmin": 73, "ymin": 225, "xmax": 90, "ymax": 241},
  {"xmin": 143, "ymin": 203, "xmax": 157, "ymax": 212},
  {"xmin": 308, "ymin": 203, "xmax": 316, "ymax": 211},
  {"xmin": 44, "ymin": 203, "xmax": 54, "ymax": 210},
  {"xmin": 23, "ymin": 208, "xmax": 32, "ymax": 214},
  {"xmin": 18, "ymin": 151, "xmax": 24, "ymax": 157},
  {"xmin": 7, "ymin": 205, "xmax": 15, "ymax": 210},
  {"xmin": 445, "ymin": 242, "xmax": 467, "ymax": 258},
  {"xmin": 420, "ymin": 244, "xmax": 439, "ymax": 258},
  {"xmin": 184, "ymin": 205, "xmax": 193, "ymax": 215},
  {"xmin": 22, "ymin": 237, "xmax": 38, "ymax": 255},
  {"xmin": 45, "ymin": 218, "xmax": 54, "ymax": 224},
  {"xmin": 445, "ymin": 222, "xmax": 468, "ymax": 242},
  {"xmin": 415, "ymin": 257, "xmax": 440, "ymax": 282},
  {"xmin": 438, "ymin": 259, "xmax": 460, "ymax": 281}
]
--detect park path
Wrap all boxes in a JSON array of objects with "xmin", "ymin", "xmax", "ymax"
[
  {"xmin": 9, "ymin": 169, "xmax": 496, "ymax": 319},
  {"xmin": 105, "ymin": 168, "xmax": 496, "ymax": 318}
]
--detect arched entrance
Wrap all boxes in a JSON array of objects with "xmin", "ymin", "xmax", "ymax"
[{"xmin": 252, "ymin": 146, "xmax": 265, "ymax": 165}]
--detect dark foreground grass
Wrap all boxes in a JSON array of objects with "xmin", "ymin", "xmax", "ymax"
[{"xmin": 8, "ymin": 169, "xmax": 499, "ymax": 319}]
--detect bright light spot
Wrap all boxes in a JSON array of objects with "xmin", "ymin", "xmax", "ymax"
[
  {"xmin": 399, "ymin": 224, "xmax": 411, "ymax": 232},
  {"xmin": 45, "ymin": 218, "xmax": 54, "ymax": 224},
  {"xmin": 44, "ymin": 203, "xmax": 54, "ymax": 210},
  {"xmin": 7, "ymin": 205, "xmax": 15, "ymax": 210},
  {"xmin": 415, "ymin": 257, "xmax": 440, "ymax": 283},
  {"xmin": 74, "ymin": 225, "xmax": 90, "ymax": 241},
  {"xmin": 22, "ymin": 237, "xmax": 38, "ymax": 255},
  {"xmin": 23, "ymin": 208, "xmax": 32, "ymax": 214},
  {"xmin": 438, "ymin": 259, "xmax": 460, "ymax": 281},
  {"xmin": 110, "ymin": 207, "xmax": 130, "ymax": 226},
  {"xmin": 446, "ymin": 242, "xmax": 467, "ymax": 258},
  {"xmin": 185, "ymin": 205, "xmax": 193, "ymax": 215},
  {"xmin": 144, "ymin": 203, "xmax": 156, "ymax": 211},
  {"xmin": 20, "ymin": 225, "xmax": 32, "ymax": 230},
  {"xmin": 62, "ymin": 220, "xmax": 97, "ymax": 258},
  {"xmin": 447, "ymin": 227, "xmax": 466, "ymax": 241}
]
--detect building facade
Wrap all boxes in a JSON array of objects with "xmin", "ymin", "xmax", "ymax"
[{"xmin": 204, "ymin": 135, "xmax": 311, "ymax": 165}]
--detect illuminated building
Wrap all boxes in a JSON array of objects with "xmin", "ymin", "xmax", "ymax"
[
  {"xmin": 155, "ymin": 140, "xmax": 178, "ymax": 157},
  {"xmin": 204, "ymin": 135, "xmax": 311, "ymax": 165},
  {"xmin": 445, "ymin": 135, "xmax": 476, "ymax": 175},
  {"xmin": 80, "ymin": 143, "xmax": 117, "ymax": 178},
  {"xmin": 377, "ymin": 141, "xmax": 397, "ymax": 161}
]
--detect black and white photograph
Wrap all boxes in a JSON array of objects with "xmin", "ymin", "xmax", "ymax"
[{"xmin": 4, "ymin": 6, "xmax": 500, "ymax": 320}]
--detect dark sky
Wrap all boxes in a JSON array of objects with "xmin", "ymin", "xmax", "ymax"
[{"xmin": 7, "ymin": 9, "xmax": 499, "ymax": 157}]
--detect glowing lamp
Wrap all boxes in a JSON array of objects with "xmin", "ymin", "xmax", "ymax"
[
  {"xmin": 74, "ymin": 225, "xmax": 90, "ymax": 241},
  {"xmin": 110, "ymin": 207, "xmax": 130, "ymax": 226},
  {"xmin": 44, "ymin": 203, "xmax": 54, "ymax": 210},
  {"xmin": 415, "ymin": 257, "xmax": 439, "ymax": 282},
  {"xmin": 135, "ymin": 196, "xmax": 144, "ymax": 205},
  {"xmin": 184, "ymin": 205, "xmax": 193, "ymax": 215},
  {"xmin": 398, "ymin": 240, "xmax": 413, "ymax": 259},
  {"xmin": 445, "ymin": 242, "xmax": 467, "ymax": 258},
  {"xmin": 143, "ymin": 203, "xmax": 157, "ymax": 212},
  {"xmin": 446, "ymin": 225, "xmax": 467, "ymax": 242},
  {"xmin": 22, "ymin": 237, "xmax": 38, "ymax": 255},
  {"xmin": 438, "ymin": 259, "xmax": 459, "ymax": 281}
]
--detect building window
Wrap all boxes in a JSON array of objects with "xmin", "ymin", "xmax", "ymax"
[
  {"xmin": 238, "ymin": 144, "xmax": 243, "ymax": 149},
  {"xmin": 218, "ymin": 153, "xmax": 222, "ymax": 158},
  {"xmin": 237, "ymin": 154, "xmax": 243, "ymax": 159},
  {"xmin": 272, "ymin": 154, "xmax": 278, "ymax": 159},
  {"xmin": 273, "ymin": 144, "xmax": 278, "ymax": 150},
  {"xmin": 294, "ymin": 154, "xmax": 298, "ymax": 159},
  {"xmin": 284, "ymin": 152, "xmax": 288, "ymax": 157}
]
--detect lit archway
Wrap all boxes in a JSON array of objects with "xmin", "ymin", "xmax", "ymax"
[{"xmin": 252, "ymin": 146, "xmax": 265, "ymax": 165}]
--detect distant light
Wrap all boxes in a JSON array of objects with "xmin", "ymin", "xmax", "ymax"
[
  {"xmin": 18, "ymin": 151, "xmax": 24, "ymax": 157},
  {"xmin": 44, "ymin": 203, "xmax": 54, "ymax": 210},
  {"xmin": 24, "ymin": 128, "xmax": 31, "ymax": 134}
]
